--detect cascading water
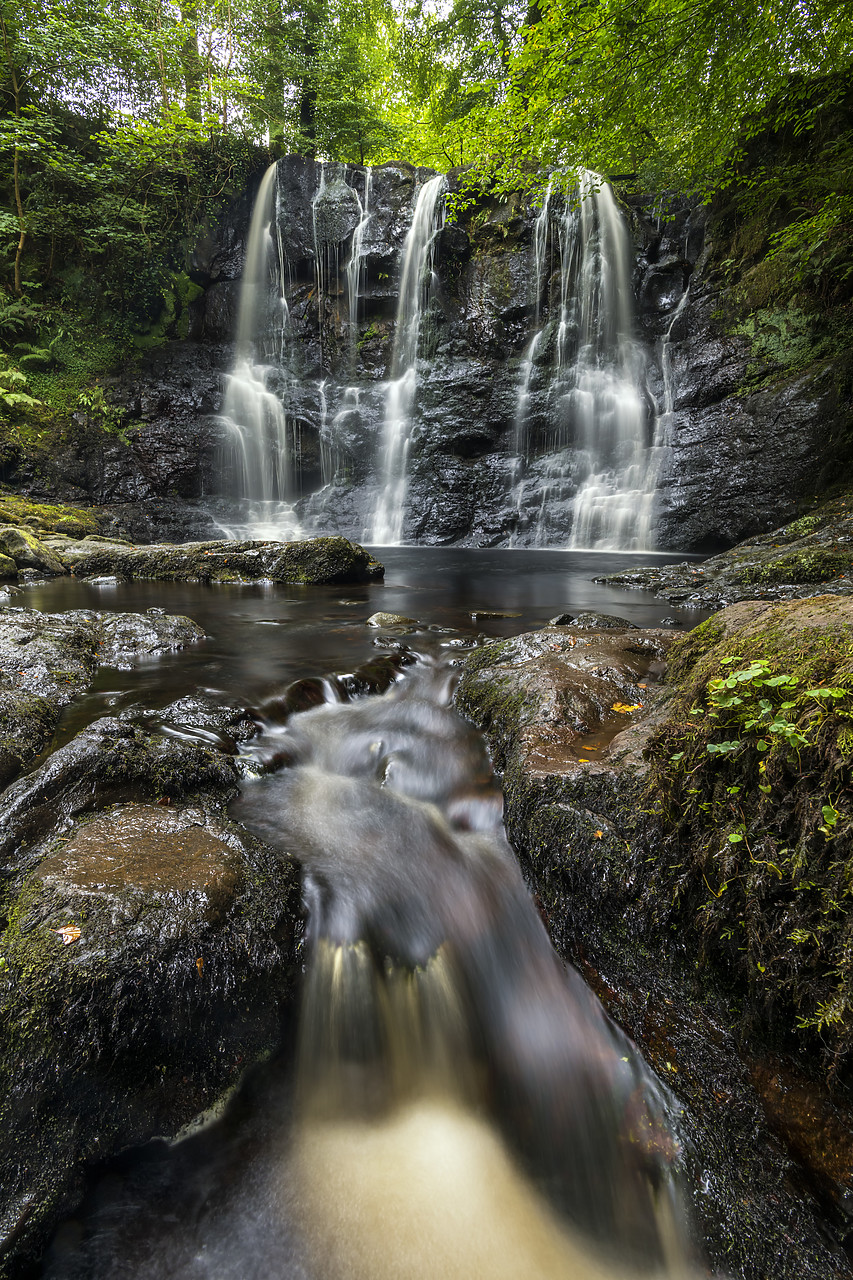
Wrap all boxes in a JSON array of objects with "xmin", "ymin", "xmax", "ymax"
[
  {"xmin": 346, "ymin": 166, "xmax": 372, "ymax": 368},
  {"xmin": 219, "ymin": 162, "xmax": 303, "ymax": 539},
  {"xmin": 230, "ymin": 655, "xmax": 696, "ymax": 1280},
  {"xmin": 514, "ymin": 170, "xmax": 654, "ymax": 551},
  {"xmin": 369, "ymin": 174, "xmax": 446, "ymax": 545}
]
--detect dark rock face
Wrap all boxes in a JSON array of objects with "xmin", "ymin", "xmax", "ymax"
[
  {"xmin": 634, "ymin": 200, "xmax": 846, "ymax": 552},
  {"xmin": 11, "ymin": 160, "xmax": 847, "ymax": 551},
  {"xmin": 455, "ymin": 626, "xmax": 853, "ymax": 1280}
]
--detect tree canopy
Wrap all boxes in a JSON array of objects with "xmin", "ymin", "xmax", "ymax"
[{"xmin": 1, "ymin": 0, "xmax": 852, "ymax": 304}]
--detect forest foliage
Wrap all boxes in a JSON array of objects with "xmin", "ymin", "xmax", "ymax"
[{"xmin": 0, "ymin": 0, "xmax": 851, "ymax": 339}]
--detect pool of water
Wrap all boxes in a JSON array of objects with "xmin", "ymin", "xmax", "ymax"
[{"xmin": 20, "ymin": 547, "xmax": 707, "ymax": 746}]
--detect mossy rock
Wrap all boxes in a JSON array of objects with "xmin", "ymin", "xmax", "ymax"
[
  {"xmin": 0, "ymin": 526, "xmax": 67, "ymax": 576},
  {"xmin": 645, "ymin": 596, "xmax": 853, "ymax": 1078},
  {"xmin": 0, "ymin": 802, "xmax": 301, "ymax": 1275},
  {"xmin": 58, "ymin": 536, "xmax": 384, "ymax": 585},
  {"xmin": 731, "ymin": 548, "xmax": 852, "ymax": 585}
]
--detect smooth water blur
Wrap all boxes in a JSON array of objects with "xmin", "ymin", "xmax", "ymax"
[{"xmin": 32, "ymin": 549, "xmax": 705, "ymax": 1279}]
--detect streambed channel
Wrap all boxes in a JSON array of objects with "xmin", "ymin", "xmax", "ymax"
[{"xmin": 8, "ymin": 548, "xmax": 840, "ymax": 1279}]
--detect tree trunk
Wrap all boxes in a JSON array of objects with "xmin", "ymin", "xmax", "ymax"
[
  {"xmin": 13, "ymin": 146, "xmax": 25, "ymax": 296},
  {"xmin": 180, "ymin": 0, "xmax": 203, "ymax": 121}
]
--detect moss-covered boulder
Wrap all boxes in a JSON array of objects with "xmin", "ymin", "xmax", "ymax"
[
  {"xmin": 0, "ymin": 608, "xmax": 206, "ymax": 789},
  {"xmin": 0, "ymin": 556, "xmax": 15, "ymax": 581},
  {"xmin": 0, "ymin": 801, "xmax": 300, "ymax": 1277},
  {"xmin": 56, "ymin": 535, "xmax": 384, "ymax": 585},
  {"xmin": 0, "ymin": 526, "xmax": 67, "ymax": 577},
  {"xmin": 644, "ymin": 596, "xmax": 853, "ymax": 1075}
]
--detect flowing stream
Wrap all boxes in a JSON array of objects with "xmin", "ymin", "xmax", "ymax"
[{"xmin": 29, "ymin": 550, "xmax": 708, "ymax": 1279}]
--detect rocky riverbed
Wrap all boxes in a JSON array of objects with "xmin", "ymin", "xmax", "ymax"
[
  {"xmin": 455, "ymin": 602, "xmax": 853, "ymax": 1277},
  {"xmin": 2, "ymin": 556, "xmax": 853, "ymax": 1278}
]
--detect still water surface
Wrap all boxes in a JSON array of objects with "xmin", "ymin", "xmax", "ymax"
[{"xmin": 24, "ymin": 548, "xmax": 705, "ymax": 736}]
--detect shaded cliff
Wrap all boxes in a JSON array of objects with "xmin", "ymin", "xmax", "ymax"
[{"xmin": 6, "ymin": 140, "xmax": 852, "ymax": 550}]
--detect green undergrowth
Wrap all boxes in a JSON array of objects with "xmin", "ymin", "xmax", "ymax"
[{"xmin": 646, "ymin": 607, "xmax": 853, "ymax": 1079}]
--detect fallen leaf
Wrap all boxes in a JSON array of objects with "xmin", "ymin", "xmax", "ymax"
[
  {"xmin": 578, "ymin": 757, "xmax": 589, "ymax": 762},
  {"xmin": 594, "ymin": 830, "xmax": 604, "ymax": 839},
  {"xmin": 611, "ymin": 702, "xmax": 642, "ymax": 714},
  {"xmin": 196, "ymin": 957, "xmax": 204, "ymax": 977},
  {"xmin": 54, "ymin": 926, "xmax": 81, "ymax": 946},
  {"xmin": 638, "ymin": 683, "xmax": 647, "ymax": 688}
]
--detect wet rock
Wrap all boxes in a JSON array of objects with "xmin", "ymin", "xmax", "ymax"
[
  {"xmin": 0, "ymin": 526, "xmax": 67, "ymax": 576},
  {"xmin": 0, "ymin": 608, "xmax": 206, "ymax": 789},
  {"xmin": 0, "ymin": 717, "xmax": 240, "ymax": 893},
  {"xmin": 598, "ymin": 489, "xmax": 853, "ymax": 609},
  {"xmin": 365, "ymin": 611, "xmax": 420, "ymax": 627},
  {"xmin": 0, "ymin": 801, "xmax": 301, "ymax": 1275},
  {"xmin": 121, "ymin": 693, "xmax": 258, "ymax": 750},
  {"xmin": 58, "ymin": 535, "xmax": 383, "ymax": 585},
  {"xmin": 0, "ymin": 555, "xmax": 15, "ymax": 580},
  {"xmin": 98, "ymin": 610, "xmax": 204, "ymax": 668},
  {"xmin": 547, "ymin": 611, "xmax": 638, "ymax": 629},
  {"xmin": 456, "ymin": 626, "xmax": 853, "ymax": 1280}
]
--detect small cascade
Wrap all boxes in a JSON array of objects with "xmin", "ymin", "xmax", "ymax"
[
  {"xmin": 369, "ymin": 174, "xmax": 446, "ymax": 545},
  {"xmin": 513, "ymin": 170, "xmax": 652, "ymax": 551},
  {"xmin": 219, "ymin": 161, "xmax": 302, "ymax": 538},
  {"xmin": 232, "ymin": 658, "xmax": 695, "ymax": 1280},
  {"xmin": 346, "ymin": 166, "xmax": 373, "ymax": 367}
]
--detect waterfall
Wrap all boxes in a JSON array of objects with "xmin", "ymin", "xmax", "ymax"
[
  {"xmin": 219, "ymin": 162, "xmax": 302, "ymax": 538},
  {"xmin": 513, "ymin": 170, "xmax": 653, "ymax": 551},
  {"xmin": 346, "ymin": 166, "xmax": 373, "ymax": 366},
  {"xmin": 369, "ymin": 174, "xmax": 446, "ymax": 546},
  {"xmin": 566, "ymin": 171, "xmax": 649, "ymax": 550}
]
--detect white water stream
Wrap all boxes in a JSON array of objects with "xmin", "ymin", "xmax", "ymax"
[
  {"xmin": 369, "ymin": 174, "xmax": 446, "ymax": 545},
  {"xmin": 219, "ymin": 162, "xmax": 302, "ymax": 538}
]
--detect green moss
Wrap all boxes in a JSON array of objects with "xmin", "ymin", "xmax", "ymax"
[
  {"xmin": 731, "ymin": 548, "xmax": 853, "ymax": 585},
  {"xmin": 666, "ymin": 616, "xmax": 726, "ymax": 684},
  {"xmin": 645, "ymin": 604, "xmax": 853, "ymax": 1077},
  {"xmin": 786, "ymin": 513, "xmax": 824, "ymax": 538}
]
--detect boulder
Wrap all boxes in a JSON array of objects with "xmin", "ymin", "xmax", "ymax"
[
  {"xmin": 57, "ymin": 536, "xmax": 384, "ymax": 585},
  {"xmin": 0, "ymin": 526, "xmax": 67, "ymax": 577},
  {"xmin": 0, "ymin": 800, "xmax": 300, "ymax": 1276},
  {"xmin": 0, "ymin": 607, "xmax": 206, "ymax": 789}
]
